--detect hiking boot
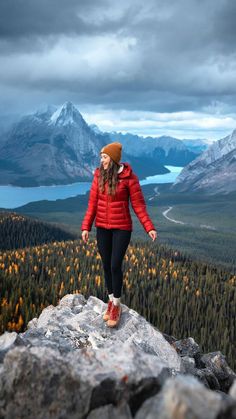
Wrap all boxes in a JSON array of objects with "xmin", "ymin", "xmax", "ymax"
[
  {"xmin": 103, "ymin": 300, "xmax": 113, "ymax": 321},
  {"xmin": 107, "ymin": 304, "xmax": 122, "ymax": 327}
]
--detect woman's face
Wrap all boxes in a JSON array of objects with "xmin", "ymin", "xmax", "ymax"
[{"xmin": 100, "ymin": 153, "xmax": 111, "ymax": 170}]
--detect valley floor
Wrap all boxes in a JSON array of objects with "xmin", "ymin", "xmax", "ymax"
[{"xmin": 13, "ymin": 183, "xmax": 236, "ymax": 273}]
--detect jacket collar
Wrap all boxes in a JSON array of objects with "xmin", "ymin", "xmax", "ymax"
[
  {"xmin": 117, "ymin": 164, "xmax": 124, "ymax": 174},
  {"xmin": 118, "ymin": 162, "xmax": 133, "ymax": 178}
]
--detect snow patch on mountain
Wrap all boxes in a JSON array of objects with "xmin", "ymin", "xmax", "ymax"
[{"xmin": 49, "ymin": 101, "xmax": 84, "ymax": 127}]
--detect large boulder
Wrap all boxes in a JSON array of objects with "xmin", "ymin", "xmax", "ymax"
[
  {"xmin": 0, "ymin": 293, "xmax": 235, "ymax": 418},
  {"xmin": 0, "ymin": 294, "xmax": 182, "ymax": 418},
  {"xmin": 135, "ymin": 374, "xmax": 236, "ymax": 419}
]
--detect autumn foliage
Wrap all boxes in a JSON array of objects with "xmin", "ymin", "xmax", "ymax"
[{"xmin": 0, "ymin": 212, "xmax": 235, "ymax": 370}]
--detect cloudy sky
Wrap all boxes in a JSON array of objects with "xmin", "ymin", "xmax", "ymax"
[{"xmin": 1, "ymin": 0, "xmax": 236, "ymax": 140}]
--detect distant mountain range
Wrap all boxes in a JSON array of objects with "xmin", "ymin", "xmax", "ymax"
[
  {"xmin": 0, "ymin": 102, "xmax": 202, "ymax": 187},
  {"xmin": 171, "ymin": 129, "xmax": 236, "ymax": 194},
  {"xmin": 90, "ymin": 125, "xmax": 205, "ymax": 166},
  {"xmin": 1, "ymin": 101, "xmax": 235, "ymax": 194},
  {"xmin": 181, "ymin": 139, "xmax": 210, "ymax": 154}
]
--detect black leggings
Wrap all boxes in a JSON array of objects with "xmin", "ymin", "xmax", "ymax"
[{"xmin": 96, "ymin": 227, "xmax": 132, "ymax": 298}]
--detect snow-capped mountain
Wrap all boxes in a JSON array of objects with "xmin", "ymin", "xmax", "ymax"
[
  {"xmin": 0, "ymin": 102, "xmax": 171, "ymax": 187},
  {"xmin": 0, "ymin": 101, "xmax": 210, "ymax": 187},
  {"xmin": 171, "ymin": 129, "xmax": 236, "ymax": 194},
  {"xmin": 0, "ymin": 102, "xmax": 109, "ymax": 186},
  {"xmin": 49, "ymin": 102, "xmax": 85, "ymax": 127}
]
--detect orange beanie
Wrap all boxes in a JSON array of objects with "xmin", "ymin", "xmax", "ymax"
[{"xmin": 100, "ymin": 142, "xmax": 122, "ymax": 163}]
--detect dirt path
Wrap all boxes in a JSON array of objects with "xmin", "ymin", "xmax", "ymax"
[
  {"xmin": 162, "ymin": 206, "xmax": 186, "ymax": 225},
  {"xmin": 162, "ymin": 206, "xmax": 217, "ymax": 230}
]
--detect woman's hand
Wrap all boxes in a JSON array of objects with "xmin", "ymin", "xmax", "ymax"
[
  {"xmin": 82, "ymin": 230, "xmax": 89, "ymax": 243},
  {"xmin": 148, "ymin": 230, "xmax": 157, "ymax": 241}
]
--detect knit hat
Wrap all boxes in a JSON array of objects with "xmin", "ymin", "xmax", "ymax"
[{"xmin": 100, "ymin": 142, "xmax": 122, "ymax": 163}]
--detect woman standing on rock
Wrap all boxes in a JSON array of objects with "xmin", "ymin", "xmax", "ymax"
[{"xmin": 81, "ymin": 142, "xmax": 157, "ymax": 328}]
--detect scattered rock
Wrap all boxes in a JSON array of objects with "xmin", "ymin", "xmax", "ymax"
[
  {"xmin": 135, "ymin": 374, "xmax": 232, "ymax": 419},
  {"xmin": 0, "ymin": 331, "xmax": 29, "ymax": 363},
  {"xmin": 201, "ymin": 352, "xmax": 236, "ymax": 392},
  {"xmin": 171, "ymin": 337, "xmax": 201, "ymax": 358},
  {"xmin": 87, "ymin": 401, "xmax": 132, "ymax": 419}
]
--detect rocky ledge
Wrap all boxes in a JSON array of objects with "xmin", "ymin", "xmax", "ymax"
[{"xmin": 0, "ymin": 294, "xmax": 235, "ymax": 419}]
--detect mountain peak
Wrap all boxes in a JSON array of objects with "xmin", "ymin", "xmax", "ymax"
[
  {"xmin": 50, "ymin": 101, "xmax": 84, "ymax": 127},
  {"xmin": 61, "ymin": 101, "xmax": 76, "ymax": 112}
]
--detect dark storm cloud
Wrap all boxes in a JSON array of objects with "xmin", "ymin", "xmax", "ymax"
[
  {"xmin": 212, "ymin": 0, "xmax": 236, "ymax": 52},
  {"xmin": 0, "ymin": 0, "xmax": 136, "ymax": 54},
  {"xmin": 1, "ymin": 0, "xmax": 236, "ymax": 118},
  {"xmin": 0, "ymin": 0, "xmax": 105, "ymax": 38}
]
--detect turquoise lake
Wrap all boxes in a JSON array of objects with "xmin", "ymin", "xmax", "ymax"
[{"xmin": 0, "ymin": 165, "xmax": 183, "ymax": 209}]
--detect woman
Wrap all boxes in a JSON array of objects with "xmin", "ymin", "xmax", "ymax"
[{"xmin": 81, "ymin": 141, "xmax": 157, "ymax": 328}]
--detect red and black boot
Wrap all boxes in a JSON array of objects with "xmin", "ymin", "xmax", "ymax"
[{"xmin": 103, "ymin": 300, "xmax": 113, "ymax": 321}]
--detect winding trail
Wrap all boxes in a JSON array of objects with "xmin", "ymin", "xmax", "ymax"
[
  {"xmin": 162, "ymin": 206, "xmax": 186, "ymax": 225},
  {"xmin": 162, "ymin": 206, "xmax": 217, "ymax": 230}
]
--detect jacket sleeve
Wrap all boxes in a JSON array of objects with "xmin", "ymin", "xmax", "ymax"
[
  {"xmin": 128, "ymin": 173, "xmax": 157, "ymax": 234},
  {"xmin": 81, "ymin": 170, "xmax": 98, "ymax": 232}
]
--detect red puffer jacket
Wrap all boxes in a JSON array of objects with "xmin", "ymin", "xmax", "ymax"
[{"xmin": 81, "ymin": 162, "xmax": 156, "ymax": 233}]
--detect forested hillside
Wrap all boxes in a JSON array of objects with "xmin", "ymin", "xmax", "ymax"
[
  {"xmin": 0, "ymin": 236, "xmax": 235, "ymax": 371},
  {"xmin": 0, "ymin": 212, "xmax": 76, "ymax": 250}
]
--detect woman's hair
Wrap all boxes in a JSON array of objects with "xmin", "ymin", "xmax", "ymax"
[{"xmin": 98, "ymin": 159, "xmax": 120, "ymax": 195}]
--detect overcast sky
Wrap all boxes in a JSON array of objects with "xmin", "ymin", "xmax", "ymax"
[{"xmin": 1, "ymin": 0, "xmax": 236, "ymax": 140}]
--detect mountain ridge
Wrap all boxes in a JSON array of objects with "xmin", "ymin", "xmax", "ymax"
[
  {"xmin": 0, "ymin": 102, "xmax": 202, "ymax": 186},
  {"xmin": 171, "ymin": 129, "xmax": 236, "ymax": 194},
  {"xmin": 98, "ymin": 130, "xmax": 202, "ymax": 167}
]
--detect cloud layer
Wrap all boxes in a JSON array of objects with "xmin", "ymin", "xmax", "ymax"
[{"xmin": 1, "ymin": 0, "xmax": 236, "ymax": 138}]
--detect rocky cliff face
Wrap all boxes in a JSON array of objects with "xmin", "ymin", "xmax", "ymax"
[
  {"xmin": 0, "ymin": 294, "xmax": 236, "ymax": 419},
  {"xmin": 171, "ymin": 129, "xmax": 236, "ymax": 194}
]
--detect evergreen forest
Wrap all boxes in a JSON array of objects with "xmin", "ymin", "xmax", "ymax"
[{"xmin": 0, "ymin": 212, "xmax": 235, "ymax": 371}]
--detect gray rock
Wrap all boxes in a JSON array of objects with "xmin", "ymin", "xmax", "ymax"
[
  {"xmin": 216, "ymin": 395, "xmax": 236, "ymax": 419},
  {"xmin": 87, "ymin": 402, "xmax": 132, "ymax": 419},
  {"xmin": 230, "ymin": 380, "xmax": 236, "ymax": 399},
  {"xmin": 201, "ymin": 352, "xmax": 236, "ymax": 392},
  {"xmin": 194, "ymin": 367, "xmax": 221, "ymax": 390},
  {"xmin": 27, "ymin": 316, "xmax": 38, "ymax": 329},
  {"xmin": 172, "ymin": 337, "xmax": 201, "ymax": 358},
  {"xmin": 135, "ymin": 374, "xmax": 226, "ymax": 419},
  {"xmin": 0, "ymin": 345, "xmax": 90, "ymax": 419},
  {"xmin": 21, "ymin": 294, "xmax": 182, "ymax": 371},
  {"xmin": 0, "ymin": 294, "xmax": 182, "ymax": 418},
  {"xmin": 0, "ymin": 293, "xmax": 235, "ymax": 419},
  {"xmin": 180, "ymin": 356, "xmax": 221, "ymax": 390},
  {"xmin": 0, "ymin": 331, "xmax": 29, "ymax": 363},
  {"xmin": 180, "ymin": 356, "xmax": 196, "ymax": 373},
  {"xmin": 161, "ymin": 332, "xmax": 178, "ymax": 345}
]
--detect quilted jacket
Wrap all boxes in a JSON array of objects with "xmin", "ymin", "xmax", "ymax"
[{"xmin": 81, "ymin": 162, "xmax": 156, "ymax": 233}]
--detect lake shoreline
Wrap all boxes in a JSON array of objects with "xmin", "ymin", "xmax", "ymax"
[{"xmin": 0, "ymin": 165, "xmax": 183, "ymax": 209}]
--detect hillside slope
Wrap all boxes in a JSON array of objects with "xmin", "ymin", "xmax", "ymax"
[{"xmin": 0, "ymin": 212, "xmax": 75, "ymax": 250}]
